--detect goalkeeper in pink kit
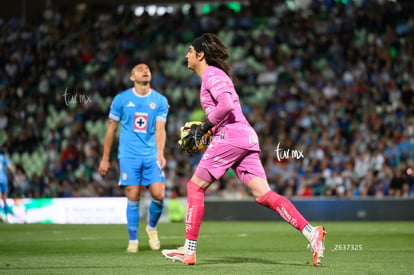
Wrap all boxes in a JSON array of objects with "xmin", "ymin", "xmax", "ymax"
[{"xmin": 162, "ymin": 33, "xmax": 326, "ymax": 266}]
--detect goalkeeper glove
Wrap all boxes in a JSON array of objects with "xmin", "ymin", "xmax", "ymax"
[{"xmin": 185, "ymin": 119, "xmax": 214, "ymax": 152}]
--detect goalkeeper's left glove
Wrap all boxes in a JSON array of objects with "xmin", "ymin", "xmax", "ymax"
[{"xmin": 187, "ymin": 119, "xmax": 214, "ymax": 150}]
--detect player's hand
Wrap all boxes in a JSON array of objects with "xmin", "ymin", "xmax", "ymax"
[
  {"xmin": 188, "ymin": 120, "xmax": 214, "ymax": 149},
  {"xmin": 186, "ymin": 124, "xmax": 202, "ymax": 150},
  {"xmin": 178, "ymin": 120, "xmax": 214, "ymax": 154},
  {"xmin": 99, "ymin": 159, "xmax": 111, "ymax": 177},
  {"xmin": 158, "ymin": 153, "xmax": 166, "ymax": 171}
]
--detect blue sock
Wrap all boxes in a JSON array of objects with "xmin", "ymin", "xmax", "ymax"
[
  {"xmin": 148, "ymin": 200, "xmax": 164, "ymax": 228},
  {"xmin": 126, "ymin": 200, "xmax": 140, "ymax": 241}
]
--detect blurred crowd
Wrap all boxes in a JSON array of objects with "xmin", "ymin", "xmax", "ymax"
[{"xmin": 1, "ymin": 0, "xmax": 414, "ymax": 199}]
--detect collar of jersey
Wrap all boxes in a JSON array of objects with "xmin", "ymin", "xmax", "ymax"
[{"xmin": 132, "ymin": 87, "xmax": 153, "ymax": 97}]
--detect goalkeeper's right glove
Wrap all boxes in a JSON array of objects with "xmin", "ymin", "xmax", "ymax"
[{"xmin": 187, "ymin": 119, "xmax": 214, "ymax": 150}]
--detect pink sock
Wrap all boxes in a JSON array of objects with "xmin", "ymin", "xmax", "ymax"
[
  {"xmin": 256, "ymin": 190, "xmax": 309, "ymax": 231},
  {"xmin": 185, "ymin": 180, "xmax": 206, "ymax": 240}
]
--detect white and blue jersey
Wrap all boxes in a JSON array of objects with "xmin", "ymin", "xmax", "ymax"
[
  {"xmin": 0, "ymin": 153, "xmax": 11, "ymax": 193},
  {"xmin": 109, "ymin": 87, "xmax": 168, "ymax": 186}
]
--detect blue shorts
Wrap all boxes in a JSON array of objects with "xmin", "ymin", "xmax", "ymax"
[
  {"xmin": 0, "ymin": 182, "xmax": 8, "ymax": 194},
  {"xmin": 118, "ymin": 158, "xmax": 165, "ymax": 187}
]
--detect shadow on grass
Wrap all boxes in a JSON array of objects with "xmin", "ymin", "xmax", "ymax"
[
  {"xmin": 0, "ymin": 265, "xmax": 127, "ymax": 271},
  {"xmin": 202, "ymin": 256, "xmax": 311, "ymax": 267}
]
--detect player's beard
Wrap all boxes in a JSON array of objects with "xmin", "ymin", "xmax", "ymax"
[{"xmin": 136, "ymin": 80, "xmax": 150, "ymax": 86}]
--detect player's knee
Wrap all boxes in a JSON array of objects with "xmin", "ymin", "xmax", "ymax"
[
  {"xmin": 151, "ymin": 192, "xmax": 165, "ymax": 201},
  {"xmin": 247, "ymin": 178, "xmax": 271, "ymax": 200},
  {"xmin": 149, "ymin": 182, "xmax": 165, "ymax": 201},
  {"xmin": 125, "ymin": 186, "xmax": 140, "ymax": 201},
  {"xmin": 187, "ymin": 180, "xmax": 207, "ymax": 201}
]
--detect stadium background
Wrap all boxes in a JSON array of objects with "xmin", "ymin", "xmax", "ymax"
[{"xmin": 1, "ymin": 0, "xmax": 413, "ymax": 217}]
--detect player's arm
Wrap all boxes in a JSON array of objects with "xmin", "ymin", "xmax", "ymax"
[
  {"xmin": 99, "ymin": 118, "xmax": 119, "ymax": 177},
  {"xmin": 6, "ymin": 161, "xmax": 14, "ymax": 174},
  {"xmin": 190, "ymin": 78, "xmax": 234, "ymax": 142},
  {"xmin": 206, "ymin": 92, "xmax": 233, "ymax": 125},
  {"xmin": 3, "ymin": 158, "xmax": 15, "ymax": 182},
  {"xmin": 155, "ymin": 120, "xmax": 167, "ymax": 171}
]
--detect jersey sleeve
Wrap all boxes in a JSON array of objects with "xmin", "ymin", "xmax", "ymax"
[
  {"xmin": 1, "ymin": 155, "xmax": 11, "ymax": 170},
  {"xmin": 109, "ymin": 94, "xmax": 122, "ymax": 121},
  {"xmin": 156, "ymin": 96, "xmax": 169, "ymax": 122}
]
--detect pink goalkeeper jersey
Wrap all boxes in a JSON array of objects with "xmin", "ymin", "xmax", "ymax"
[{"xmin": 200, "ymin": 66, "xmax": 260, "ymax": 151}]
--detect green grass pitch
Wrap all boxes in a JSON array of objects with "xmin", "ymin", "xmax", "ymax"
[{"xmin": 0, "ymin": 221, "xmax": 413, "ymax": 274}]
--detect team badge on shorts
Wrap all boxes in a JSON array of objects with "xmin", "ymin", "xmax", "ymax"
[{"xmin": 122, "ymin": 172, "xmax": 128, "ymax": 181}]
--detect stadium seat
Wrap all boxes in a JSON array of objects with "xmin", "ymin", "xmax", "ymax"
[
  {"xmin": 85, "ymin": 120, "xmax": 94, "ymax": 134},
  {"xmin": 11, "ymin": 152, "xmax": 21, "ymax": 165}
]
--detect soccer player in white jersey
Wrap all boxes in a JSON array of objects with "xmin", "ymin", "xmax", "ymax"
[{"xmin": 99, "ymin": 63, "xmax": 169, "ymax": 253}]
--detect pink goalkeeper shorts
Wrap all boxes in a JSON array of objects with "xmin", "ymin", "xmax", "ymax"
[{"xmin": 195, "ymin": 142, "xmax": 267, "ymax": 185}]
